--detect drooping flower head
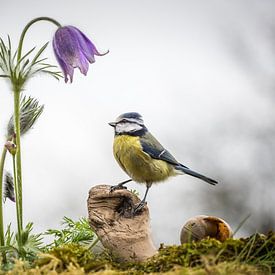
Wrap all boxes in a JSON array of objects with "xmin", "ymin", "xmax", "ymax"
[{"xmin": 53, "ymin": 26, "xmax": 108, "ymax": 83}]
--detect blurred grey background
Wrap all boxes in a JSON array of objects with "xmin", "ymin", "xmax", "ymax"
[{"xmin": 0, "ymin": 0, "xmax": 274, "ymax": 246}]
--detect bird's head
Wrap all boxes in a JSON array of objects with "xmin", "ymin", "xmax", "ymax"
[{"xmin": 109, "ymin": 112, "xmax": 147, "ymax": 136}]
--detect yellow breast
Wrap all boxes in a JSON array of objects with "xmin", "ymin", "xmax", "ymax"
[{"xmin": 113, "ymin": 135, "xmax": 174, "ymax": 183}]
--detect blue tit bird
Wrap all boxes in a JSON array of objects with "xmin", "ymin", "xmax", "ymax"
[{"xmin": 109, "ymin": 112, "xmax": 218, "ymax": 213}]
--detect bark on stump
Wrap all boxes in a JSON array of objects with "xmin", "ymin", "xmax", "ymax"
[{"xmin": 87, "ymin": 184, "xmax": 157, "ymax": 262}]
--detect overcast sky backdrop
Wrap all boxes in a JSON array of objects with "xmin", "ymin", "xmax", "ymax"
[{"xmin": 1, "ymin": 0, "xmax": 274, "ymax": 245}]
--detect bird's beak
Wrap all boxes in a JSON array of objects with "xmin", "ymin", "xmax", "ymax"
[{"xmin": 108, "ymin": 122, "xmax": 116, "ymax": 127}]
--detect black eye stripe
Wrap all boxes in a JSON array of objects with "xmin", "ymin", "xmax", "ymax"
[
  {"xmin": 118, "ymin": 119, "xmax": 132, "ymax": 123},
  {"xmin": 117, "ymin": 118, "xmax": 144, "ymax": 126}
]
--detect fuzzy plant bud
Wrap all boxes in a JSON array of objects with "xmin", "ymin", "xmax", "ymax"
[
  {"xmin": 7, "ymin": 96, "xmax": 44, "ymax": 139},
  {"xmin": 4, "ymin": 171, "xmax": 15, "ymax": 202}
]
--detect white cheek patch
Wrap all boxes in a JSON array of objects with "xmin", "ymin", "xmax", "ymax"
[{"xmin": 116, "ymin": 122, "xmax": 143, "ymax": 134}]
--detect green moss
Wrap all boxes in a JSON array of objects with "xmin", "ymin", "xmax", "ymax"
[
  {"xmin": 119, "ymin": 232, "xmax": 274, "ymax": 274},
  {"xmin": 1, "ymin": 262, "xmax": 266, "ymax": 275},
  {"xmin": 2, "ymin": 232, "xmax": 274, "ymax": 274},
  {"xmin": 35, "ymin": 243, "xmax": 95, "ymax": 272},
  {"xmin": 49, "ymin": 243, "xmax": 94, "ymax": 267}
]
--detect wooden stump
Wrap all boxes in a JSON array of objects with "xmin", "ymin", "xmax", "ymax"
[{"xmin": 87, "ymin": 184, "xmax": 157, "ymax": 262}]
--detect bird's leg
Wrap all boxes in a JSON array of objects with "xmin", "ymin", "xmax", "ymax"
[
  {"xmin": 134, "ymin": 183, "xmax": 152, "ymax": 214},
  {"xmin": 110, "ymin": 179, "xmax": 132, "ymax": 192}
]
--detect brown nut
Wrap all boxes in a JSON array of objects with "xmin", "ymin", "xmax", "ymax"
[{"xmin": 180, "ymin": 215, "xmax": 233, "ymax": 243}]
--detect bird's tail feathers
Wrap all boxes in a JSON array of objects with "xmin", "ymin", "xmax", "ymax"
[{"xmin": 175, "ymin": 165, "xmax": 218, "ymax": 186}]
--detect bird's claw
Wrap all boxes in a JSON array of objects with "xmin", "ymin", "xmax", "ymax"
[
  {"xmin": 133, "ymin": 201, "xmax": 147, "ymax": 214},
  {"xmin": 110, "ymin": 184, "xmax": 127, "ymax": 193},
  {"xmin": 116, "ymin": 199, "xmax": 147, "ymax": 217}
]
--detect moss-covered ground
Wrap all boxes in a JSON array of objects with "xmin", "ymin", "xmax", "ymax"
[{"xmin": 2, "ymin": 231, "xmax": 274, "ymax": 274}]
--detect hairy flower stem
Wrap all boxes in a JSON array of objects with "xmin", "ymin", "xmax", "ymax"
[
  {"xmin": 0, "ymin": 147, "xmax": 7, "ymax": 262},
  {"xmin": 17, "ymin": 17, "xmax": 61, "ymax": 62},
  {"xmin": 13, "ymin": 90, "xmax": 23, "ymax": 253},
  {"xmin": 11, "ymin": 17, "xmax": 62, "ymax": 255},
  {"xmin": 12, "ymin": 154, "xmax": 23, "ymax": 254}
]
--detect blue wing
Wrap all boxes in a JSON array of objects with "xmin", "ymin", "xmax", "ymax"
[
  {"xmin": 140, "ymin": 132, "xmax": 189, "ymax": 168},
  {"xmin": 140, "ymin": 132, "xmax": 217, "ymax": 185}
]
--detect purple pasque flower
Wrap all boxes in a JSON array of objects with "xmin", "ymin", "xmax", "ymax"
[{"xmin": 53, "ymin": 26, "xmax": 108, "ymax": 83}]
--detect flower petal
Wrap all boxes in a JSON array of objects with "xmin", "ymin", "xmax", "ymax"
[
  {"xmin": 59, "ymin": 56, "xmax": 74, "ymax": 83},
  {"xmin": 70, "ymin": 26, "xmax": 109, "ymax": 63},
  {"xmin": 74, "ymin": 50, "xmax": 89, "ymax": 76},
  {"xmin": 53, "ymin": 36, "xmax": 74, "ymax": 83},
  {"xmin": 54, "ymin": 27, "xmax": 80, "ymax": 64}
]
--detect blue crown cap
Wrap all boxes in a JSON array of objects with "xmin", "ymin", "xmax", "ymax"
[
  {"xmin": 120, "ymin": 112, "xmax": 142, "ymax": 119},
  {"xmin": 117, "ymin": 112, "xmax": 144, "ymax": 125}
]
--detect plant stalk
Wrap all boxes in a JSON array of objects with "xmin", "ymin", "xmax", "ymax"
[
  {"xmin": 0, "ymin": 147, "xmax": 7, "ymax": 263},
  {"xmin": 12, "ymin": 154, "xmax": 23, "ymax": 254},
  {"xmin": 17, "ymin": 17, "xmax": 61, "ymax": 63},
  {"xmin": 11, "ymin": 16, "xmax": 62, "ymax": 256},
  {"xmin": 13, "ymin": 89, "xmax": 23, "ymax": 253}
]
